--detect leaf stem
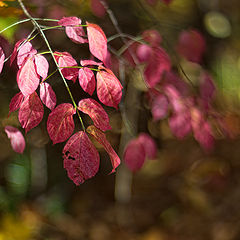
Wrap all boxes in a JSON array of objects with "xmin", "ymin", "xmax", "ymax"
[{"xmin": 17, "ymin": 0, "xmax": 86, "ymax": 131}]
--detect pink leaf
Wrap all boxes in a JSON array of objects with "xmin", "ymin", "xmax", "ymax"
[
  {"xmin": 9, "ymin": 92, "xmax": 24, "ymax": 115},
  {"xmin": 17, "ymin": 41, "xmax": 37, "ymax": 68},
  {"xmin": 191, "ymin": 108, "xmax": 214, "ymax": 151},
  {"xmin": 138, "ymin": 133, "xmax": 157, "ymax": 159},
  {"xmin": 87, "ymin": 125, "xmax": 120, "ymax": 173},
  {"xmin": 151, "ymin": 94, "xmax": 169, "ymax": 121},
  {"xmin": 144, "ymin": 46, "xmax": 171, "ymax": 88},
  {"xmin": 58, "ymin": 16, "xmax": 81, "ymax": 26},
  {"xmin": 54, "ymin": 51, "xmax": 78, "ymax": 82},
  {"xmin": 65, "ymin": 26, "xmax": 87, "ymax": 44},
  {"xmin": 169, "ymin": 111, "xmax": 192, "ymax": 139},
  {"xmin": 40, "ymin": 82, "xmax": 57, "ymax": 110},
  {"xmin": 17, "ymin": 56, "xmax": 40, "ymax": 96},
  {"xmin": 0, "ymin": 46, "xmax": 5, "ymax": 74},
  {"xmin": 87, "ymin": 22, "xmax": 107, "ymax": 62},
  {"xmin": 124, "ymin": 138, "xmax": 146, "ymax": 172},
  {"xmin": 63, "ymin": 131, "xmax": 100, "ymax": 185},
  {"xmin": 4, "ymin": 126, "xmax": 25, "ymax": 154},
  {"xmin": 96, "ymin": 69, "xmax": 123, "ymax": 108},
  {"xmin": 136, "ymin": 44, "xmax": 152, "ymax": 63},
  {"xmin": 200, "ymin": 72, "xmax": 215, "ymax": 110},
  {"xmin": 34, "ymin": 54, "xmax": 49, "ymax": 80},
  {"xmin": 47, "ymin": 103, "xmax": 76, "ymax": 144},
  {"xmin": 18, "ymin": 92, "xmax": 44, "ymax": 133},
  {"xmin": 80, "ymin": 59, "xmax": 103, "ymax": 67},
  {"xmin": 142, "ymin": 29, "xmax": 162, "ymax": 46},
  {"xmin": 10, "ymin": 39, "xmax": 24, "ymax": 66},
  {"xmin": 78, "ymin": 67, "xmax": 95, "ymax": 95},
  {"xmin": 90, "ymin": 0, "xmax": 106, "ymax": 17},
  {"xmin": 59, "ymin": 16, "xmax": 87, "ymax": 44},
  {"xmin": 78, "ymin": 98, "xmax": 111, "ymax": 132},
  {"xmin": 177, "ymin": 29, "xmax": 206, "ymax": 63}
]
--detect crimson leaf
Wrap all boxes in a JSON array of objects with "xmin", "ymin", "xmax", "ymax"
[
  {"xmin": 9, "ymin": 92, "xmax": 24, "ymax": 115},
  {"xmin": 78, "ymin": 67, "xmax": 95, "ymax": 95},
  {"xmin": 18, "ymin": 92, "xmax": 44, "ymax": 133},
  {"xmin": 78, "ymin": 98, "xmax": 111, "ymax": 132},
  {"xmin": 40, "ymin": 82, "xmax": 57, "ymax": 110},
  {"xmin": 63, "ymin": 131, "xmax": 100, "ymax": 185},
  {"xmin": 87, "ymin": 125, "xmax": 120, "ymax": 173},
  {"xmin": 96, "ymin": 69, "xmax": 123, "ymax": 108},
  {"xmin": 17, "ymin": 56, "xmax": 40, "ymax": 96},
  {"xmin": 54, "ymin": 51, "xmax": 78, "ymax": 82},
  {"xmin": 47, "ymin": 103, "xmax": 76, "ymax": 144},
  {"xmin": 5, "ymin": 126, "xmax": 25, "ymax": 154},
  {"xmin": 87, "ymin": 22, "xmax": 107, "ymax": 62},
  {"xmin": 0, "ymin": 46, "xmax": 5, "ymax": 74}
]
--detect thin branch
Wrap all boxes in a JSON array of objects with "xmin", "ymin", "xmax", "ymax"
[{"xmin": 17, "ymin": 0, "xmax": 85, "ymax": 131}]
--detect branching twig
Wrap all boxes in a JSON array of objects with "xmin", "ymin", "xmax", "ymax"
[{"xmin": 17, "ymin": 0, "xmax": 85, "ymax": 131}]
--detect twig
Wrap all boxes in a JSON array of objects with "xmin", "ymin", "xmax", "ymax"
[{"xmin": 17, "ymin": 0, "xmax": 85, "ymax": 131}]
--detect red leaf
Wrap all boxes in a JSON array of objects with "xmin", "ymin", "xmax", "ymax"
[
  {"xmin": 17, "ymin": 41, "xmax": 37, "ymax": 68},
  {"xmin": 96, "ymin": 69, "xmax": 122, "ymax": 108},
  {"xmin": 66, "ymin": 26, "xmax": 87, "ymax": 44},
  {"xmin": 63, "ymin": 131, "xmax": 100, "ymax": 185},
  {"xmin": 78, "ymin": 98, "xmax": 111, "ymax": 132},
  {"xmin": 87, "ymin": 22, "xmax": 107, "ymax": 62},
  {"xmin": 87, "ymin": 125, "xmax": 120, "ymax": 173},
  {"xmin": 124, "ymin": 138, "xmax": 146, "ymax": 172},
  {"xmin": 138, "ymin": 133, "xmax": 157, "ymax": 159},
  {"xmin": 90, "ymin": 0, "xmax": 106, "ymax": 17},
  {"xmin": 151, "ymin": 94, "xmax": 169, "ymax": 121},
  {"xmin": 58, "ymin": 16, "xmax": 81, "ymax": 26},
  {"xmin": 34, "ymin": 54, "xmax": 49, "ymax": 80},
  {"xmin": 54, "ymin": 51, "xmax": 78, "ymax": 82},
  {"xmin": 78, "ymin": 67, "xmax": 95, "ymax": 95},
  {"xmin": 191, "ymin": 108, "xmax": 214, "ymax": 151},
  {"xmin": 80, "ymin": 59, "xmax": 103, "ymax": 67},
  {"xmin": 169, "ymin": 111, "xmax": 192, "ymax": 139},
  {"xmin": 40, "ymin": 82, "xmax": 57, "ymax": 110},
  {"xmin": 47, "ymin": 103, "xmax": 76, "ymax": 144},
  {"xmin": 9, "ymin": 92, "xmax": 24, "ymax": 115},
  {"xmin": 18, "ymin": 92, "xmax": 44, "ymax": 133},
  {"xmin": 17, "ymin": 56, "xmax": 40, "ymax": 96},
  {"xmin": 177, "ymin": 29, "xmax": 206, "ymax": 63},
  {"xmin": 144, "ymin": 46, "xmax": 171, "ymax": 88},
  {"xmin": 142, "ymin": 29, "xmax": 162, "ymax": 46},
  {"xmin": 136, "ymin": 44, "xmax": 152, "ymax": 63},
  {"xmin": 10, "ymin": 39, "xmax": 24, "ymax": 65},
  {"xmin": 200, "ymin": 72, "xmax": 215, "ymax": 110},
  {"xmin": 0, "ymin": 46, "xmax": 5, "ymax": 74},
  {"xmin": 5, "ymin": 126, "xmax": 25, "ymax": 154},
  {"xmin": 58, "ymin": 16, "xmax": 87, "ymax": 44}
]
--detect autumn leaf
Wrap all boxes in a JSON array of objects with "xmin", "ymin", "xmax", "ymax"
[
  {"xmin": 54, "ymin": 51, "xmax": 78, "ymax": 82},
  {"xmin": 40, "ymin": 82, "xmax": 57, "ymax": 110},
  {"xmin": 63, "ymin": 131, "xmax": 100, "ymax": 185},
  {"xmin": 17, "ymin": 56, "xmax": 40, "ymax": 96},
  {"xmin": 87, "ymin": 22, "xmax": 107, "ymax": 62},
  {"xmin": 4, "ymin": 126, "xmax": 25, "ymax": 154},
  {"xmin": 96, "ymin": 69, "xmax": 123, "ymax": 108},
  {"xmin": 9, "ymin": 92, "xmax": 24, "ymax": 115},
  {"xmin": 87, "ymin": 125, "xmax": 120, "ymax": 173},
  {"xmin": 78, "ymin": 98, "xmax": 111, "ymax": 132},
  {"xmin": 18, "ymin": 92, "xmax": 44, "ymax": 133},
  {"xmin": 47, "ymin": 103, "xmax": 76, "ymax": 144},
  {"xmin": 78, "ymin": 67, "xmax": 95, "ymax": 95}
]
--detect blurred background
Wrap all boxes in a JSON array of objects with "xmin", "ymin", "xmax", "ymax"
[{"xmin": 1, "ymin": 0, "xmax": 240, "ymax": 239}]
